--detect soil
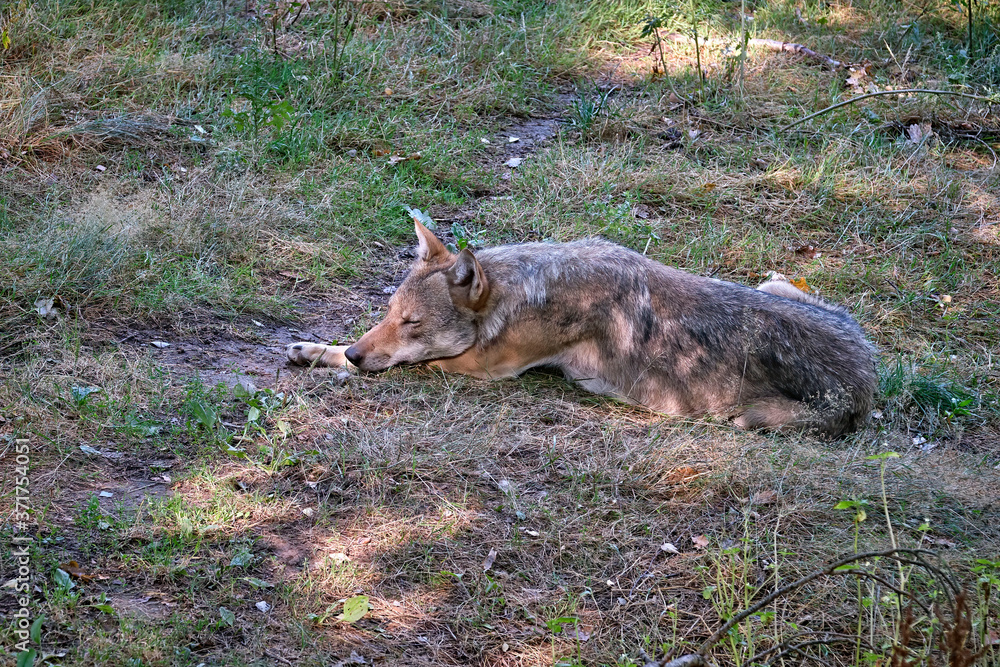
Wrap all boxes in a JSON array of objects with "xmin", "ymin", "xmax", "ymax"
[
  {"xmin": 106, "ymin": 105, "xmax": 571, "ymax": 390},
  {"xmin": 121, "ymin": 311, "xmax": 355, "ymax": 389}
]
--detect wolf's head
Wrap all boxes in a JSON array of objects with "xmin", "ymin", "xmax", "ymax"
[{"xmin": 345, "ymin": 221, "xmax": 490, "ymax": 372}]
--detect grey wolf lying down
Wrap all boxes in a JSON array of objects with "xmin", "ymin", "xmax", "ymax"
[{"xmin": 288, "ymin": 222, "xmax": 876, "ymax": 437}]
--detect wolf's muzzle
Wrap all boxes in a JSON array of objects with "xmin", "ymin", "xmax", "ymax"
[{"xmin": 345, "ymin": 345, "xmax": 364, "ymax": 367}]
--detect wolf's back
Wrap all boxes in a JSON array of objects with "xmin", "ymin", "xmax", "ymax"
[{"xmin": 476, "ymin": 239, "xmax": 876, "ymax": 436}]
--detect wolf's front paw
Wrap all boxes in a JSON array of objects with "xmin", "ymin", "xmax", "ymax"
[{"xmin": 285, "ymin": 342, "xmax": 352, "ymax": 368}]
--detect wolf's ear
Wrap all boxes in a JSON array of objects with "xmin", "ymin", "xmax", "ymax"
[
  {"xmin": 414, "ymin": 220, "xmax": 451, "ymax": 264},
  {"xmin": 446, "ymin": 248, "xmax": 490, "ymax": 311}
]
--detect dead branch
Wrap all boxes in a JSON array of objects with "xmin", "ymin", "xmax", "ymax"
[
  {"xmin": 661, "ymin": 33, "xmax": 844, "ymax": 69},
  {"xmin": 780, "ymin": 89, "xmax": 1000, "ymax": 132},
  {"xmin": 641, "ymin": 548, "xmax": 960, "ymax": 667},
  {"xmin": 751, "ymin": 634, "xmax": 872, "ymax": 664},
  {"xmin": 696, "ymin": 549, "xmax": 938, "ymax": 655},
  {"xmin": 749, "ymin": 38, "xmax": 843, "ymax": 69},
  {"xmin": 639, "ymin": 650, "xmax": 707, "ymax": 667}
]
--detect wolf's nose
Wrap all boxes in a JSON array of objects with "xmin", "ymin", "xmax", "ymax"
[{"xmin": 345, "ymin": 346, "xmax": 363, "ymax": 367}]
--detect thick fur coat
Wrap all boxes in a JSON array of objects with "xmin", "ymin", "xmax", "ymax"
[{"xmin": 287, "ymin": 222, "xmax": 877, "ymax": 437}]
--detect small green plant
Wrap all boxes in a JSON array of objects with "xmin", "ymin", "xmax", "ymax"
[
  {"xmin": 68, "ymin": 384, "xmax": 103, "ymax": 418},
  {"xmin": 640, "ymin": 16, "xmax": 670, "ymax": 79},
  {"xmin": 221, "ymin": 94, "xmax": 297, "ymax": 139},
  {"xmin": 14, "ymin": 615, "xmax": 43, "ymax": 667},
  {"xmin": 836, "ymin": 497, "xmax": 870, "ymax": 664},
  {"xmin": 973, "ymin": 558, "xmax": 999, "ymax": 658},
  {"xmin": 190, "ymin": 399, "xmax": 220, "ymax": 433},
  {"xmin": 232, "ymin": 383, "xmax": 312, "ymax": 472},
  {"xmin": 50, "ymin": 565, "xmax": 79, "ymax": 608},
  {"xmin": 338, "ymin": 594, "xmax": 370, "ymax": 624},
  {"xmin": 326, "ymin": 0, "xmax": 360, "ymax": 85},
  {"xmin": 698, "ymin": 519, "xmax": 769, "ymax": 666},
  {"xmin": 834, "ymin": 498, "xmax": 870, "ymax": 553},
  {"xmin": 589, "ymin": 194, "xmax": 659, "ymax": 250},
  {"xmin": 76, "ymin": 495, "xmax": 105, "ymax": 531},
  {"xmin": 569, "ymin": 85, "xmax": 616, "ymax": 138},
  {"xmin": 228, "ymin": 545, "xmax": 256, "ymax": 570},
  {"xmin": 183, "ymin": 383, "xmax": 235, "ymax": 450},
  {"xmin": 545, "ymin": 615, "xmax": 582, "ymax": 666},
  {"xmin": 0, "ymin": 0, "xmax": 28, "ymax": 52},
  {"xmin": 447, "ymin": 222, "xmax": 486, "ymax": 253},
  {"xmin": 878, "ymin": 358, "xmax": 984, "ymax": 431},
  {"xmin": 867, "ymin": 451, "xmax": 907, "ymax": 587}
]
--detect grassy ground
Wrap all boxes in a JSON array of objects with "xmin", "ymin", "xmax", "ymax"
[{"xmin": 1, "ymin": 0, "xmax": 999, "ymax": 665}]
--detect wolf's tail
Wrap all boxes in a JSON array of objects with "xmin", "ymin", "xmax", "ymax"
[{"xmin": 756, "ymin": 276, "xmax": 846, "ymax": 315}]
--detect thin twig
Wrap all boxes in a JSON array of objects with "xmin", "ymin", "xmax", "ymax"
[
  {"xmin": 781, "ymin": 644, "xmax": 835, "ymax": 667},
  {"xmin": 955, "ymin": 133, "xmax": 999, "ymax": 169},
  {"xmin": 660, "ymin": 32, "xmax": 845, "ymax": 69},
  {"xmin": 263, "ymin": 648, "xmax": 293, "ymax": 666},
  {"xmin": 695, "ymin": 548, "xmax": 936, "ymax": 655},
  {"xmin": 750, "ymin": 38, "xmax": 843, "ymax": 69},
  {"xmin": 751, "ymin": 633, "xmax": 873, "ymax": 663},
  {"xmin": 780, "ymin": 89, "xmax": 1000, "ymax": 132},
  {"xmin": 891, "ymin": 554, "xmax": 962, "ymax": 598},
  {"xmin": 834, "ymin": 568, "xmax": 932, "ymax": 616},
  {"xmin": 641, "ymin": 652, "xmax": 707, "ymax": 667}
]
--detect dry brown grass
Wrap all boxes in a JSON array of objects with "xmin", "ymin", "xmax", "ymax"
[{"xmin": 1, "ymin": 0, "xmax": 998, "ymax": 665}]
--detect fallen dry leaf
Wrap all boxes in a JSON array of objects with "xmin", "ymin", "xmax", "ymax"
[
  {"xmin": 504, "ymin": 157, "xmax": 523, "ymax": 168},
  {"xmin": 34, "ymin": 296, "xmax": 58, "ymax": 320},
  {"xmin": 907, "ymin": 122, "xmax": 933, "ymax": 144},
  {"xmin": 750, "ymin": 490, "xmax": 777, "ymax": 505},
  {"xmin": 562, "ymin": 625, "xmax": 591, "ymax": 641},
  {"xmin": 794, "ymin": 244, "xmax": 820, "ymax": 259},
  {"xmin": 482, "ymin": 548, "xmax": 497, "ymax": 572},
  {"xmin": 60, "ymin": 561, "xmax": 94, "ymax": 582},
  {"xmin": 692, "ymin": 535, "xmax": 709, "ymax": 549},
  {"xmin": 845, "ymin": 63, "xmax": 872, "ymax": 90},
  {"xmin": 388, "ymin": 152, "xmax": 421, "ymax": 166},
  {"xmin": 664, "ymin": 465, "xmax": 702, "ymax": 483},
  {"xmin": 790, "ymin": 277, "xmax": 810, "ymax": 293}
]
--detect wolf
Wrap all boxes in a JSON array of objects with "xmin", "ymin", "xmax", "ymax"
[{"xmin": 287, "ymin": 221, "xmax": 876, "ymax": 437}]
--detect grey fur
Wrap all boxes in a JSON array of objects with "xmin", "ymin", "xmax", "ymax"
[
  {"xmin": 335, "ymin": 230, "xmax": 877, "ymax": 438},
  {"xmin": 465, "ymin": 240, "xmax": 874, "ymax": 436}
]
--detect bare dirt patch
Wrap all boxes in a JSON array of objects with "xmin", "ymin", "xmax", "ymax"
[
  {"xmin": 94, "ymin": 139, "xmax": 614, "ymax": 389},
  {"xmin": 110, "ymin": 296, "xmax": 380, "ymax": 389},
  {"xmin": 56, "ymin": 446, "xmax": 177, "ymax": 518},
  {"xmin": 482, "ymin": 100, "xmax": 567, "ymax": 184},
  {"xmin": 106, "ymin": 595, "xmax": 173, "ymax": 621}
]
